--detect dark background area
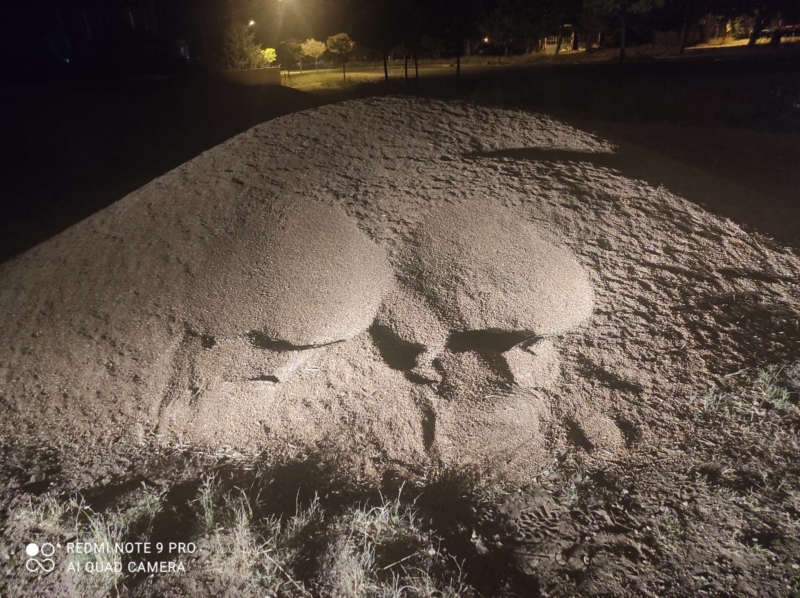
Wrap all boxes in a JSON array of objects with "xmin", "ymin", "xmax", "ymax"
[
  {"xmin": 1, "ymin": 0, "xmax": 799, "ymax": 263},
  {"xmin": 2, "ymin": 0, "xmax": 798, "ymax": 79}
]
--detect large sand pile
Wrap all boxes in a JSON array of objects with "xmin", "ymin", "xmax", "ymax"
[{"xmin": 1, "ymin": 97, "xmax": 798, "ymax": 484}]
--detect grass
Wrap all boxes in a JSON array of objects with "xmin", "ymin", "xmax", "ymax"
[
  {"xmin": 690, "ymin": 360, "xmax": 799, "ymax": 416},
  {"xmin": 282, "ymin": 50, "xmax": 628, "ymax": 93},
  {"xmin": 686, "ymin": 361, "xmax": 800, "ymax": 538},
  {"xmin": 283, "ymin": 70, "xmax": 388, "ymax": 91},
  {"xmin": 175, "ymin": 474, "xmax": 473, "ymax": 597},
  {"xmin": 8, "ymin": 484, "xmax": 165, "ymax": 593},
  {"xmin": 13, "ymin": 494, "xmax": 66, "ymax": 534},
  {"xmin": 651, "ymin": 507, "xmax": 686, "ymax": 553},
  {"xmin": 3, "ymin": 360, "xmax": 798, "ymax": 596},
  {"xmin": 757, "ymin": 363, "xmax": 799, "ymax": 410},
  {"xmin": 317, "ymin": 485, "xmax": 471, "ymax": 597},
  {"xmin": 190, "ymin": 474, "xmax": 314, "ymax": 595},
  {"xmin": 530, "ymin": 360, "xmax": 800, "ymax": 595}
]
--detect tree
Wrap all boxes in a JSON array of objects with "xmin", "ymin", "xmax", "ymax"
[
  {"xmin": 261, "ymin": 48, "xmax": 277, "ymax": 66},
  {"xmin": 350, "ymin": 1, "xmax": 404, "ymax": 81},
  {"xmin": 277, "ymin": 39, "xmax": 303, "ymax": 77},
  {"xmin": 401, "ymin": 0, "xmax": 428, "ymax": 82},
  {"xmin": 481, "ymin": 0, "xmax": 516, "ymax": 61},
  {"xmin": 220, "ymin": 23, "xmax": 272, "ymax": 69},
  {"xmin": 425, "ymin": 0, "xmax": 482, "ymax": 80},
  {"xmin": 576, "ymin": 0, "xmax": 663, "ymax": 63},
  {"xmin": 675, "ymin": 0, "xmax": 696, "ymax": 54},
  {"xmin": 300, "ymin": 38, "xmax": 327, "ymax": 72},
  {"xmin": 485, "ymin": 0, "xmax": 557, "ymax": 54},
  {"xmin": 623, "ymin": 0, "xmax": 665, "ymax": 61},
  {"xmin": 741, "ymin": 0, "xmax": 799, "ymax": 47},
  {"xmin": 326, "ymin": 33, "xmax": 355, "ymax": 82},
  {"xmin": 579, "ymin": 0, "xmax": 616, "ymax": 52}
]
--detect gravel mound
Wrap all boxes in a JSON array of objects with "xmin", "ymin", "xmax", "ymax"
[
  {"xmin": 1, "ymin": 96, "xmax": 798, "ymax": 488},
  {"xmin": 403, "ymin": 204, "xmax": 594, "ymax": 337},
  {"xmin": 185, "ymin": 200, "xmax": 393, "ymax": 345}
]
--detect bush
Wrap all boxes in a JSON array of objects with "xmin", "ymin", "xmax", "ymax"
[
  {"xmin": 261, "ymin": 48, "xmax": 277, "ymax": 66},
  {"xmin": 729, "ymin": 16, "xmax": 754, "ymax": 40}
]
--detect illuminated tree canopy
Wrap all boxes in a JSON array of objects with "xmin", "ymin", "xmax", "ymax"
[{"xmin": 300, "ymin": 38, "xmax": 327, "ymax": 71}]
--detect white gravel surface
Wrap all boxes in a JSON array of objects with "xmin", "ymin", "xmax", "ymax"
[{"xmin": 1, "ymin": 96, "xmax": 798, "ymax": 484}]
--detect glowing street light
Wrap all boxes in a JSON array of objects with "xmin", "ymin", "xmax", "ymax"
[
  {"xmin": 248, "ymin": 20, "xmax": 256, "ymax": 26},
  {"xmin": 484, "ymin": 37, "xmax": 489, "ymax": 43}
]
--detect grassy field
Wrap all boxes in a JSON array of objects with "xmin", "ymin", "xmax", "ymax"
[{"xmin": 283, "ymin": 68, "xmax": 389, "ymax": 91}]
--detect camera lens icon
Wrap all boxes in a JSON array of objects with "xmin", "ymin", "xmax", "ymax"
[{"xmin": 25, "ymin": 542, "xmax": 56, "ymax": 573}]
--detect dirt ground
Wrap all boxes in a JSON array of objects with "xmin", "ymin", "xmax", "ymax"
[{"xmin": 1, "ymin": 53, "xmax": 799, "ymax": 597}]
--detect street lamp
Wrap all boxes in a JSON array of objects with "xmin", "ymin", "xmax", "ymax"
[{"xmin": 248, "ymin": 20, "xmax": 256, "ymax": 26}]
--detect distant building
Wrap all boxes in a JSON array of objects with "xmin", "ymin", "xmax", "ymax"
[{"xmin": 540, "ymin": 25, "xmax": 590, "ymax": 54}]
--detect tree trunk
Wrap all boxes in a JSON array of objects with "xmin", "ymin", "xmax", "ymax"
[
  {"xmin": 619, "ymin": 14, "xmax": 626, "ymax": 63},
  {"xmin": 342, "ymin": 59, "xmax": 346, "ymax": 82},
  {"xmin": 749, "ymin": 15, "xmax": 765, "ymax": 46},
  {"xmin": 555, "ymin": 32, "xmax": 563, "ymax": 55},
  {"xmin": 315, "ymin": 58, "xmax": 318, "ymax": 72},
  {"xmin": 383, "ymin": 52, "xmax": 388, "ymax": 81},
  {"xmin": 414, "ymin": 48, "xmax": 419, "ymax": 79},
  {"xmin": 456, "ymin": 52, "xmax": 460, "ymax": 80},
  {"xmin": 679, "ymin": 17, "xmax": 689, "ymax": 54},
  {"xmin": 403, "ymin": 42, "xmax": 408, "ymax": 81}
]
